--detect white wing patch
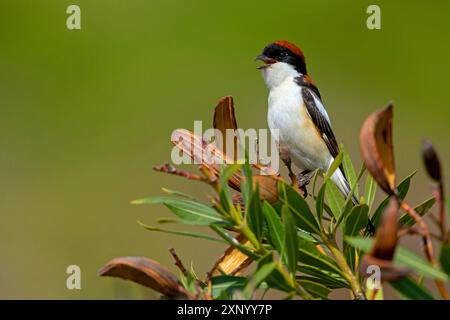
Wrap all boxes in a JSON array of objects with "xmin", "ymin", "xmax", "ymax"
[{"xmin": 311, "ymin": 92, "xmax": 331, "ymax": 126}]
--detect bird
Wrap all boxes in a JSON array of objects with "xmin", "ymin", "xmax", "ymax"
[{"xmin": 256, "ymin": 40, "xmax": 358, "ymax": 205}]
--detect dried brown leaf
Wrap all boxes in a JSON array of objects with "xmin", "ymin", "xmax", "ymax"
[
  {"xmin": 360, "ymin": 255, "xmax": 411, "ymax": 282},
  {"xmin": 208, "ymin": 234, "xmax": 252, "ymax": 279},
  {"xmin": 213, "ymin": 96, "xmax": 238, "ymax": 162},
  {"xmin": 371, "ymin": 197, "xmax": 399, "ymax": 260},
  {"xmin": 99, "ymin": 257, "xmax": 189, "ymax": 298},
  {"xmin": 253, "ymin": 175, "xmax": 281, "ymax": 204},
  {"xmin": 360, "ymin": 104, "xmax": 396, "ymax": 195}
]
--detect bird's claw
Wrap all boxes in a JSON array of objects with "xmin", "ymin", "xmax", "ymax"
[{"xmin": 296, "ymin": 170, "xmax": 314, "ymax": 198}]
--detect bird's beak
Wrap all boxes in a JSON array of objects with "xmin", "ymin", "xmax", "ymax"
[{"xmin": 255, "ymin": 54, "xmax": 276, "ymax": 70}]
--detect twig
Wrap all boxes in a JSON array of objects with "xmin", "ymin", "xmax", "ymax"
[
  {"xmin": 397, "ymin": 227, "xmax": 441, "ymax": 240},
  {"xmin": 433, "ymin": 184, "xmax": 448, "ymax": 242},
  {"xmin": 397, "ymin": 226, "xmax": 422, "ymax": 238},
  {"xmin": 169, "ymin": 247, "xmax": 188, "ymax": 277},
  {"xmin": 154, "ymin": 163, "xmax": 209, "ymax": 182},
  {"xmin": 325, "ymin": 238, "xmax": 366, "ymax": 300},
  {"xmin": 400, "ymin": 200, "xmax": 449, "ymax": 300}
]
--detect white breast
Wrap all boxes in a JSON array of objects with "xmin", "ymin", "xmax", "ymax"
[{"xmin": 267, "ymin": 77, "xmax": 332, "ymax": 172}]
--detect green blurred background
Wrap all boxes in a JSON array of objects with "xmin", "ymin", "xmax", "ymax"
[{"xmin": 0, "ymin": 0, "xmax": 449, "ymax": 298}]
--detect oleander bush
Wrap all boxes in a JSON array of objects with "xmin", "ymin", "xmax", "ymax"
[{"xmin": 99, "ymin": 97, "xmax": 450, "ymax": 300}]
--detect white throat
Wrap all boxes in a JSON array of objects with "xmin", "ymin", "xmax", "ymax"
[{"xmin": 260, "ymin": 62, "xmax": 300, "ymax": 90}]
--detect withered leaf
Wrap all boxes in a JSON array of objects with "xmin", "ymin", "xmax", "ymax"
[
  {"xmin": 213, "ymin": 96, "xmax": 238, "ymax": 162},
  {"xmin": 99, "ymin": 257, "xmax": 189, "ymax": 299},
  {"xmin": 360, "ymin": 104, "xmax": 396, "ymax": 195},
  {"xmin": 371, "ymin": 197, "xmax": 399, "ymax": 260},
  {"xmin": 359, "ymin": 198, "xmax": 411, "ymax": 281},
  {"xmin": 253, "ymin": 175, "xmax": 281, "ymax": 204},
  {"xmin": 208, "ymin": 234, "xmax": 253, "ymax": 278},
  {"xmin": 360, "ymin": 255, "xmax": 411, "ymax": 282}
]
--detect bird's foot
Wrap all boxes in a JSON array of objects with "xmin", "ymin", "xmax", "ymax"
[{"xmin": 296, "ymin": 170, "xmax": 314, "ymax": 198}]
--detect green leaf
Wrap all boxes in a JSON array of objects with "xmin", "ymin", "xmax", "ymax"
[
  {"xmin": 161, "ymin": 188, "xmax": 197, "ymax": 201},
  {"xmin": 211, "ymin": 275, "xmax": 247, "ymax": 299},
  {"xmin": 342, "ymin": 148, "xmax": 358, "ymax": 198},
  {"xmin": 336, "ymin": 164, "xmax": 366, "ymax": 227},
  {"xmin": 257, "ymin": 254, "xmax": 296, "ymax": 293},
  {"xmin": 298, "ymin": 239, "xmax": 343, "ymax": 275},
  {"xmin": 344, "ymin": 205, "xmax": 369, "ymax": 270},
  {"xmin": 132, "ymin": 197, "xmax": 224, "ymax": 226},
  {"xmin": 278, "ymin": 182, "xmax": 320, "ymax": 234},
  {"xmin": 324, "ymin": 152, "xmax": 343, "ymax": 181},
  {"xmin": 325, "ymin": 180, "xmax": 345, "ymax": 219},
  {"xmin": 210, "ymin": 225, "xmax": 259, "ymax": 260},
  {"xmin": 247, "ymin": 185, "xmax": 263, "ymax": 240},
  {"xmin": 316, "ymin": 182, "xmax": 326, "ymax": 225},
  {"xmin": 219, "ymin": 164, "xmax": 241, "ymax": 190},
  {"xmin": 390, "ymin": 277, "xmax": 435, "ymax": 300},
  {"xmin": 364, "ymin": 174, "xmax": 377, "ymax": 209},
  {"xmin": 243, "ymin": 262, "xmax": 277, "ymax": 298},
  {"xmin": 217, "ymin": 165, "xmax": 240, "ymax": 215},
  {"xmin": 297, "ymin": 266, "xmax": 349, "ymax": 289},
  {"xmin": 137, "ymin": 221, "xmax": 225, "ymax": 243},
  {"xmin": 345, "ymin": 204, "xmax": 369, "ymax": 237},
  {"xmin": 298, "ymin": 279, "xmax": 331, "ymax": 299},
  {"xmin": 397, "ymin": 171, "xmax": 417, "ymax": 198},
  {"xmin": 262, "ymin": 201, "xmax": 284, "ymax": 254},
  {"xmin": 439, "ymin": 244, "xmax": 450, "ymax": 277},
  {"xmin": 371, "ymin": 172, "xmax": 415, "ymax": 227},
  {"xmin": 345, "ymin": 237, "xmax": 449, "ymax": 281},
  {"xmin": 399, "ymin": 197, "xmax": 435, "ymax": 227},
  {"xmin": 282, "ymin": 205, "xmax": 299, "ymax": 276},
  {"xmin": 241, "ymin": 162, "xmax": 253, "ymax": 205}
]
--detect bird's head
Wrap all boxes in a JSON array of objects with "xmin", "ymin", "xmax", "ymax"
[{"xmin": 256, "ymin": 40, "xmax": 307, "ymax": 89}]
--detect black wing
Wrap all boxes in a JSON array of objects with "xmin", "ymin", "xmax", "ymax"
[
  {"xmin": 300, "ymin": 86, "xmax": 340, "ymax": 158},
  {"xmin": 295, "ymin": 75, "xmax": 322, "ymax": 100}
]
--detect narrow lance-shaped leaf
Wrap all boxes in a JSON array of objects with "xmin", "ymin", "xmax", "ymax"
[
  {"xmin": 282, "ymin": 205, "xmax": 299, "ymax": 276},
  {"xmin": 278, "ymin": 182, "xmax": 320, "ymax": 234},
  {"xmin": 242, "ymin": 262, "xmax": 277, "ymax": 298},
  {"xmin": 344, "ymin": 204, "xmax": 369, "ymax": 270},
  {"xmin": 364, "ymin": 174, "xmax": 377, "ymax": 208},
  {"xmin": 439, "ymin": 244, "xmax": 450, "ymax": 277},
  {"xmin": 399, "ymin": 197, "xmax": 435, "ymax": 227},
  {"xmin": 210, "ymin": 224, "xmax": 260, "ymax": 260},
  {"xmin": 371, "ymin": 172, "xmax": 415, "ymax": 228},
  {"xmin": 390, "ymin": 277, "xmax": 435, "ymax": 300},
  {"xmin": 138, "ymin": 221, "xmax": 225, "ymax": 244},
  {"xmin": 298, "ymin": 238, "xmax": 343, "ymax": 276},
  {"xmin": 262, "ymin": 201, "xmax": 285, "ymax": 254},
  {"xmin": 298, "ymin": 279, "xmax": 331, "ymax": 299},
  {"xmin": 325, "ymin": 180, "xmax": 344, "ymax": 219},
  {"xmin": 247, "ymin": 185, "xmax": 264, "ymax": 240},
  {"xmin": 345, "ymin": 204, "xmax": 369, "ymax": 237},
  {"xmin": 132, "ymin": 197, "xmax": 224, "ymax": 226},
  {"xmin": 342, "ymin": 147, "xmax": 359, "ymax": 197},
  {"xmin": 324, "ymin": 152, "xmax": 343, "ymax": 181},
  {"xmin": 211, "ymin": 275, "xmax": 247, "ymax": 299},
  {"xmin": 346, "ymin": 237, "xmax": 449, "ymax": 281},
  {"xmin": 315, "ymin": 182, "xmax": 326, "ymax": 225}
]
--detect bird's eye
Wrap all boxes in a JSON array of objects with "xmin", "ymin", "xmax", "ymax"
[{"xmin": 279, "ymin": 51, "xmax": 288, "ymax": 58}]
